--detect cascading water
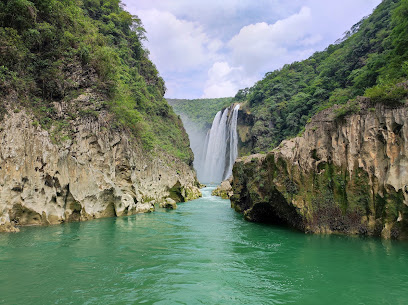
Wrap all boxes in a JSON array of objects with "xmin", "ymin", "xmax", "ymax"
[
  {"xmin": 224, "ymin": 104, "xmax": 240, "ymax": 179},
  {"xmin": 198, "ymin": 104, "xmax": 240, "ymax": 183},
  {"xmin": 201, "ymin": 109, "xmax": 229, "ymax": 182},
  {"xmin": 169, "ymin": 101, "xmax": 241, "ymax": 184}
]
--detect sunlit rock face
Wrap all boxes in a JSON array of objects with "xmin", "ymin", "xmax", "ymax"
[
  {"xmin": 231, "ymin": 99, "xmax": 408, "ymax": 239},
  {"xmin": 211, "ymin": 177, "xmax": 233, "ymax": 199},
  {"xmin": 0, "ymin": 103, "xmax": 201, "ymax": 232}
]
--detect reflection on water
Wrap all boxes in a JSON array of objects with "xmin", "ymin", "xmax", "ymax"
[{"xmin": 1, "ymin": 187, "xmax": 408, "ymax": 304}]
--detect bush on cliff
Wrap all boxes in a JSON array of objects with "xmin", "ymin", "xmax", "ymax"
[
  {"xmin": 365, "ymin": 82, "xmax": 408, "ymax": 104},
  {"xmin": 238, "ymin": 0, "xmax": 408, "ymax": 153},
  {"xmin": 0, "ymin": 0, "xmax": 193, "ymax": 163}
]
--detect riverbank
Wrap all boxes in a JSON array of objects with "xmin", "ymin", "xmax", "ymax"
[{"xmin": 1, "ymin": 187, "xmax": 407, "ymax": 304}]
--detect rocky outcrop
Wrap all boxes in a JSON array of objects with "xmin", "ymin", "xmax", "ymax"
[
  {"xmin": 159, "ymin": 198, "xmax": 177, "ymax": 210},
  {"xmin": 0, "ymin": 100, "xmax": 201, "ymax": 232},
  {"xmin": 212, "ymin": 177, "xmax": 233, "ymax": 199},
  {"xmin": 236, "ymin": 104, "xmax": 255, "ymax": 156},
  {"xmin": 231, "ymin": 99, "xmax": 408, "ymax": 239}
]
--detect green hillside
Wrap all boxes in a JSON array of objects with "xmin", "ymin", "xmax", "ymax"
[
  {"xmin": 0, "ymin": 0, "xmax": 192, "ymax": 163},
  {"xmin": 238, "ymin": 0, "xmax": 408, "ymax": 152},
  {"xmin": 168, "ymin": 97, "xmax": 234, "ymax": 131}
]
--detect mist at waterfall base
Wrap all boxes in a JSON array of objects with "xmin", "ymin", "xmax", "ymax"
[
  {"xmin": 175, "ymin": 105, "xmax": 241, "ymax": 184},
  {"xmin": 176, "ymin": 113, "xmax": 208, "ymax": 173}
]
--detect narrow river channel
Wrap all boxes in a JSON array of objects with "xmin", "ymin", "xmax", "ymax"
[{"xmin": 1, "ymin": 186, "xmax": 408, "ymax": 304}]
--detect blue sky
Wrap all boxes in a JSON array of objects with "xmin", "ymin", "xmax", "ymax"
[{"xmin": 123, "ymin": 0, "xmax": 382, "ymax": 99}]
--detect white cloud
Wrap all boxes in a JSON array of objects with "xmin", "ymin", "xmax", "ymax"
[
  {"xmin": 123, "ymin": 0, "xmax": 382, "ymax": 98},
  {"xmin": 136, "ymin": 9, "xmax": 222, "ymax": 72},
  {"xmin": 202, "ymin": 62, "xmax": 256, "ymax": 98},
  {"xmin": 228, "ymin": 7, "xmax": 313, "ymax": 75},
  {"xmin": 127, "ymin": 0, "xmax": 297, "ymax": 40},
  {"xmin": 203, "ymin": 62, "xmax": 237, "ymax": 98},
  {"xmin": 300, "ymin": 34, "xmax": 323, "ymax": 46}
]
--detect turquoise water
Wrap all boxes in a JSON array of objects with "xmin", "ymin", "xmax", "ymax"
[{"xmin": 1, "ymin": 186, "xmax": 408, "ymax": 304}]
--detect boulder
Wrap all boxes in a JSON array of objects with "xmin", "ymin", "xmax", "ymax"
[{"xmin": 160, "ymin": 198, "xmax": 177, "ymax": 209}]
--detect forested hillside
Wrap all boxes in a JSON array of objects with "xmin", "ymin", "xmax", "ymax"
[
  {"xmin": 238, "ymin": 0, "xmax": 408, "ymax": 152},
  {"xmin": 168, "ymin": 98, "xmax": 234, "ymax": 131},
  {"xmin": 0, "ymin": 0, "xmax": 192, "ymax": 162}
]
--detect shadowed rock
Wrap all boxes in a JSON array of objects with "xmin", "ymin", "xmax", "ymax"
[{"xmin": 231, "ymin": 99, "xmax": 408, "ymax": 239}]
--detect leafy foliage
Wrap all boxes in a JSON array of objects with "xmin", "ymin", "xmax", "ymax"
[
  {"xmin": 333, "ymin": 101, "xmax": 361, "ymax": 120},
  {"xmin": 241, "ymin": 0, "xmax": 408, "ymax": 152},
  {"xmin": 0, "ymin": 0, "xmax": 192, "ymax": 163},
  {"xmin": 168, "ymin": 98, "xmax": 234, "ymax": 131},
  {"xmin": 365, "ymin": 82, "xmax": 408, "ymax": 104}
]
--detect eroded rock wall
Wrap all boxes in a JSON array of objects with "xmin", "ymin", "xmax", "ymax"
[
  {"xmin": 231, "ymin": 100, "xmax": 408, "ymax": 239},
  {"xmin": 0, "ymin": 107, "xmax": 201, "ymax": 232},
  {"xmin": 212, "ymin": 177, "xmax": 233, "ymax": 199}
]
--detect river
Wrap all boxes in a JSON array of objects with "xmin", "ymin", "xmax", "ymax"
[{"xmin": 1, "ymin": 186, "xmax": 408, "ymax": 304}]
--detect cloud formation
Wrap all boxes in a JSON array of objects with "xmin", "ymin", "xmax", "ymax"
[
  {"xmin": 137, "ymin": 9, "xmax": 221, "ymax": 72},
  {"xmin": 202, "ymin": 62, "xmax": 256, "ymax": 98},
  {"xmin": 228, "ymin": 7, "xmax": 314, "ymax": 75},
  {"xmin": 124, "ymin": 0, "xmax": 382, "ymax": 98}
]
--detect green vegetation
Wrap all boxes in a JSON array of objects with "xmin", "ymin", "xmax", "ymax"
[
  {"xmin": 333, "ymin": 101, "xmax": 361, "ymax": 120},
  {"xmin": 232, "ymin": 151, "xmax": 408, "ymax": 238},
  {"xmin": 0, "ymin": 0, "xmax": 192, "ymax": 163},
  {"xmin": 239, "ymin": 0, "xmax": 408, "ymax": 152},
  {"xmin": 168, "ymin": 98, "xmax": 234, "ymax": 131},
  {"xmin": 365, "ymin": 82, "xmax": 408, "ymax": 104}
]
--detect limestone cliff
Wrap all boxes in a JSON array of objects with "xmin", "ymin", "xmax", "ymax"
[
  {"xmin": 236, "ymin": 104, "xmax": 255, "ymax": 157},
  {"xmin": 0, "ymin": 97, "xmax": 201, "ymax": 233},
  {"xmin": 212, "ymin": 177, "xmax": 233, "ymax": 199},
  {"xmin": 231, "ymin": 99, "xmax": 408, "ymax": 239}
]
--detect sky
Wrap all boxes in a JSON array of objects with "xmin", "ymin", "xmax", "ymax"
[{"xmin": 123, "ymin": 0, "xmax": 382, "ymax": 99}]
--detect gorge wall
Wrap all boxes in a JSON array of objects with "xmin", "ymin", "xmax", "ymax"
[
  {"xmin": 231, "ymin": 99, "xmax": 408, "ymax": 239},
  {"xmin": 0, "ymin": 0, "xmax": 204, "ymax": 233},
  {"xmin": 0, "ymin": 95, "xmax": 201, "ymax": 233}
]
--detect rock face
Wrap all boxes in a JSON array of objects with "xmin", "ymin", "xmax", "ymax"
[
  {"xmin": 212, "ymin": 177, "xmax": 233, "ymax": 199},
  {"xmin": 236, "ymin": 105, "xmax": 255, "ymax": 157},
  {"xmin": 159, "ymin": 198, "xmax": 177, "ymax": 210},
  {"xmin": 231, "ymin": 100, "xmax": 408, "ymax": 239},
  {"xmin": 0, "ymin": 106, "xmax": 201, "ymax": 232}
]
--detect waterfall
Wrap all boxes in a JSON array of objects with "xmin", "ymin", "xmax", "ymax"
[
  {"xmin": 224, "ymin": 104, "xmax": 240, "ymax": 179},
  {"xmin": 201, "ymin": 109, "xmax": 229, "ymax": 182},
  {"xmin": 198, "ymin": 104, "xmax": 240, "ymax": 183}
]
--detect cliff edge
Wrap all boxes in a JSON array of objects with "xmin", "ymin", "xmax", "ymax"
[
  {"xmin": 0, "ymin": 0, "xmax": 202, "ymax": 232},
  {"xmin": 0, "ymin": 97, "xmax": 201, "ymax": 232},
  {"xmin": 231, "ymin": 99, "xmax": 408, "ymax": 239}
]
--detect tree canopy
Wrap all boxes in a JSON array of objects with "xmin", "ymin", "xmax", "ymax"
[
  {"xmin": 240, "ymin": 0, "xmax": 408, "ymax": 152},
  {"xmin": 0, "ymin": 0, "xmax": 193, "ymax": 163}
]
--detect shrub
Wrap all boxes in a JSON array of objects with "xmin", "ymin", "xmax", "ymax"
[
  {"xmin": 365, "ymin": 82, "xmax": 408, "ymax": 104},
  {"xmin": 333, "ymin": 101, "xmax": 361, "ymax": 120}
]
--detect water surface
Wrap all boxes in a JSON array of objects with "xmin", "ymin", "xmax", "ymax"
[{"xmin": 1, "ymin": 187, "xmax": 407, "ymax": 304}]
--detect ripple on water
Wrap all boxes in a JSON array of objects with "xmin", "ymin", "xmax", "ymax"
[{"xmin": 1, "ymin": 187, "xmax": 408, "ymax": 304}]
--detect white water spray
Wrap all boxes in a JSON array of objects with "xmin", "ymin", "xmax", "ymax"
[
  {"xmin": 224, "ymin": 104, "xmax": 240, "ymax": 180},
  {"xmin": 198, "ymin": 104, "xmax": 240, "ymax": 183}
]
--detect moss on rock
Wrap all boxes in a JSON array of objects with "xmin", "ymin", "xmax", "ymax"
[{"xmin": 231, "ymin": 101, "xmax": 408, "ymax": 240}]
